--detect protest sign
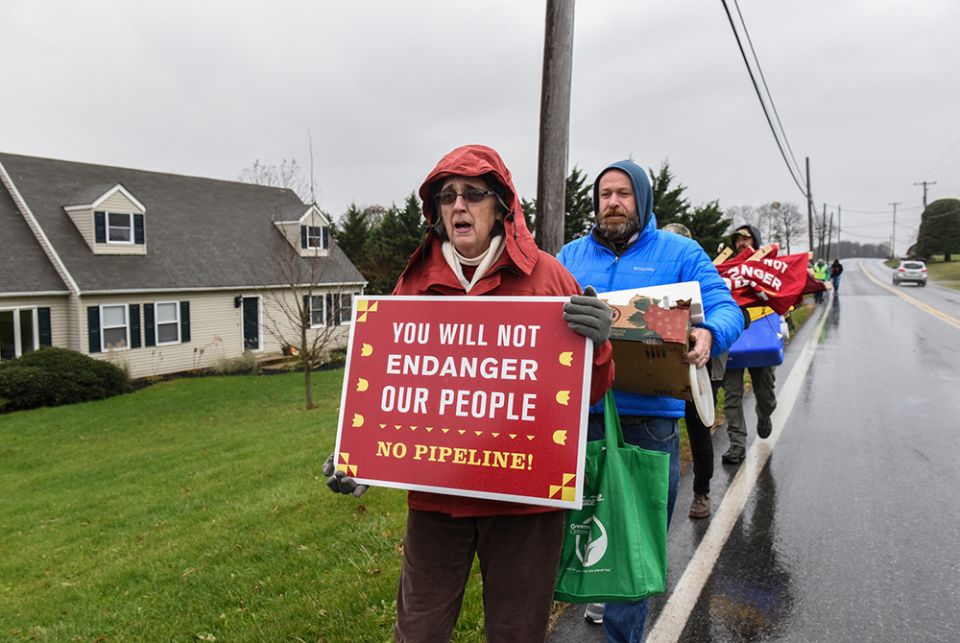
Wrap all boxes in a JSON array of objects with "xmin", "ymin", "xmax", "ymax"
[
  {"xmin": 332, "ymin": 296, "xmax": 593, "ymax": 509},
  {"xmin": 717, "ymin": 248, "xmax": 819, "ymax": 314}
]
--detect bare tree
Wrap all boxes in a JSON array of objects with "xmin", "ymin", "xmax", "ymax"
[
  {"xmin": 241, "ymin": 159, "xmax": 353, "ymax": 409},
  {"xmin": 761, "ymin": 202, "xmax": 805, "ymax": 254},
  {"xmin": 240, "ymin": 159, "xmax": 312, "ymax": 204},
  {"xmin": 260, "ymin": 229, "xmax": 352, "ymax": 409}
]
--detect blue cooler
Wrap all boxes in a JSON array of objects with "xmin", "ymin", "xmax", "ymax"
[{"xmin": 727, "ymin": 312, "xmax": 784, "ymax": 369}]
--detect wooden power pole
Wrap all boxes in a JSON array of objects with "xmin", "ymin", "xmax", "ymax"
[
  {"xmin": 535, "ymin": 0, "xmax": 575, "ymax": 255},
  {"xmin": 805, "ymin": 157, "xmax": 814, "ymax": 253}
]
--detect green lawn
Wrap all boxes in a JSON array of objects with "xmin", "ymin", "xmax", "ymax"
[
  {"xmin": 926, "ymin": 258, "xmax": 960, "ymax": 290},
  {"xmin": 0, "ymin": 372, "xmax": 487, "ymax": 642}
]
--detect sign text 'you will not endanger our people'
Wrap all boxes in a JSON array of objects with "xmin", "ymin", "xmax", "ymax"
[{"xmin": 333, "ymin": 297, "xmax": 593, "ymax": 509}]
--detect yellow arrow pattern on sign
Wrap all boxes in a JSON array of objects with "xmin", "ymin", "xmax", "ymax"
[
  {"xmin": 549, "ymin": 473, "xmax": 577, "ymax": 501},
  {"xmin": 555, "ymin": 390, "xmax": 570, "ymax": 405},
  {"xmin": 337, "ymin": 452, "xmax": 358, "ymax": 477},
  {"xmin": 355, "ymin": 300, "xmax": 379, "ymax": 323},
  {"xmin": 559, "ymin": 351, "xmax": 573, "ymax": 366},
  {"xmin": 356, "ymin": 377, "xmax": 368, "ymax": 392},
  {"xmin": 351, "ymin": 413, "xmax": 364, "ymax": 428},
  {"xmin": 360, "ymin": 343, "xmax": 373, "ymax": 357}
]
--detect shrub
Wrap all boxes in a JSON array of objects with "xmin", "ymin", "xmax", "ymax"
[{"xmin": 0, "ymin": 347, "xmax": 130, "ymax": 411}]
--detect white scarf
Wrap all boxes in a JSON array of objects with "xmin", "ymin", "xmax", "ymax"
[{"xmin": 441, "ymin": 235, "xmax": 505, "ymax": 292}]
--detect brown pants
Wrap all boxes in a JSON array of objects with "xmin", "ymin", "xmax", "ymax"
[{"xmin": 394, "ymin": 508, "xmax": 565, "ymax": 643}]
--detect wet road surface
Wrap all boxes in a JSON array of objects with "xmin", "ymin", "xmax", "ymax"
[{"xmin": 550, "ymin": 259, "xmax": 960, "ymax": 642}]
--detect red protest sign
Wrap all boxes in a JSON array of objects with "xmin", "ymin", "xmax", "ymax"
[
  {"xmin": 333, "ymin": 296, "xmax": 593, "ymax": 509},
  {"xmin": 717, "ymin": 249, "xmax": 817, "ymax": 314}
]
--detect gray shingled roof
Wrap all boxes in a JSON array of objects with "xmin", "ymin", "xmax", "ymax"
[
  {"xmin": 0, "ymin": 153, "xmax": 365, "ymax": 292},
  {"xmin": 0, "ymin": 182, "xmax": 68, "ymax": 294}
]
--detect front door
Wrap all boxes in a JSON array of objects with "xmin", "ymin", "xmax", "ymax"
[{"xmin": 242, "ymin": 297, "xmax": 260, "ymax": 351}]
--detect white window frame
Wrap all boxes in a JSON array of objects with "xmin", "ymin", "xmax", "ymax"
[
  {"xmin": 305, "ymin": 225, "xmax": 325, "ymax": 248},
  {"xmin": 309, "ymin": 295, "xmax": 326, "ymax": 329},
  {"xmin": 100, "ymin": 304, "xmax": 130, "ymax": 351},
  {"xmin": 106, "ymin": 211, "xmax": 135, "ymax": 245},
  {"xmin": 154, "ymin": 301, "xmax": 181, "ymax": 346},
  {"xmin": 0, "ymin": 306, "xmax": 39, "ymax": 362},
  {"xmin": 336, "ymin": 293, "xmax": 354, "ymax": 326}
]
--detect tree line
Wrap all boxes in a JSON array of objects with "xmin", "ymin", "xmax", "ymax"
[{"xmin": 247, "ymin": 158, "xmax": 933, "ymax": 292}]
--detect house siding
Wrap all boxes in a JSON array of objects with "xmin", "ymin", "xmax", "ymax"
[
  {"xmin": 0, "ymin": 295, "xmax": 70, "ymax": 353},
  {"xmin": 259, "ymin": 289, "xmax": 352, "ymax": 355},
  {"xmin": 98, "ymin": 192, "xmax": 141, "ymax": 212},
  {"xmin": 77, "ymin": 288, "xmax": 356, "ymax": 379},
  {"xmin": 66, "ymin": 209, "xmax": 96, "ymax": 250},
  {"xmin": 81, "ymin": 291, "xmax": 242, "ymax": 378}
]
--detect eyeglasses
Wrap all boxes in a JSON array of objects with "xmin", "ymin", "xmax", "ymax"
[{"xmin": 435, "ymin": 188, "xmax": 496, "ymax": 206}]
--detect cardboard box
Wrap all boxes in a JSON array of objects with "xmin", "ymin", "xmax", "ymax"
[{"xmin": 606, "ymin": 295, "xmax": 693, "ymax": 400}]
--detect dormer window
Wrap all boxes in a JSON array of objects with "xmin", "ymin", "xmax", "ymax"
[
  {"xmin": 95, "ymin": 211, "xmax": 144, "ymax": 245},
  {"xmin": 64, "ymin": 184, "xmax": 146, "ymax": 255},
  {"xmin": 302, "ymin": 224, "xmax": 329, "ymax": 250},
  {"xmin": 108, "ymin": 212, "xmax": 134, "ymax": 243}
]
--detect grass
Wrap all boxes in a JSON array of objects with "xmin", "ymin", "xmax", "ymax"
[
  {"xmin": 0, "ymin": 372, "xmax": 488, "ymax": 642},
  {"xmin": 926, "ymin": 257, "xmax": 960, "ymax": 290}
]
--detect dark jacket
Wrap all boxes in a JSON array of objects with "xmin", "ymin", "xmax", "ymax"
[{"xmin": 394, "ymin": 144, "xmax": 615, "ymax": 517}]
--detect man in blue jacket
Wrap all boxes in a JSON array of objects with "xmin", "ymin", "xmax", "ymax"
[{"xmin": 557, "ymin": 159, "xmax": 743, "ymax": 642}]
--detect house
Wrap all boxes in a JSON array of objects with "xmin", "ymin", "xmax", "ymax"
[{"xmin": 0, "ymin": 152, "xmax": 366, "ymax": 378}]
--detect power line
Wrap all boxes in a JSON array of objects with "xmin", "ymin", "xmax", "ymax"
[
  {"xmin": 719, "ymin": 0, "xmax": 806, "ymax": 196},
  {"xmin": 730, "ymin": 0, "xmax": 804, "ymax": 182}
]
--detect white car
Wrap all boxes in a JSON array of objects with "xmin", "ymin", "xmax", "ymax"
[{"xmin": 892, "ymin": 260, "xmax": 928, "ymax": 287}]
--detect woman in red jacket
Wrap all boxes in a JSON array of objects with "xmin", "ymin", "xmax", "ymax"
[{"xmin": 326, "ymin": 145, "xmax": 614, "ymax": 642}]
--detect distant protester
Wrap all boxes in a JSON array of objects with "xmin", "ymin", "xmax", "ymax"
[
  {"xmin": 722, "ymin": 225, "xmax": 778, "ymax": 464},
  {"xmin": 813, "ymin": 258, "xmax": 828, "ymax": 303},
  {"xmin": 830, "ymin": 259, "xmax": 844, "ymax": 294}
]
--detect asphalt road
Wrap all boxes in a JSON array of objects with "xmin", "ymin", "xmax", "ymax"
[{"xmin": 550, "ymin": 259, "xmax": 960, "ymax": 642}]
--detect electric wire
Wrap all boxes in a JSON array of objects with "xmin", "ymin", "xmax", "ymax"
[
  {"xmin": 719, "ymin": 0, "xmax": 807, "ymax": 196},
  {"xmin": 731, "ymin": 0, "xmax": 804, "ymax": 181}
]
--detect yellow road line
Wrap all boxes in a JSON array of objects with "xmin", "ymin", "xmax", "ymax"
[{"xmin": 859, "ymin": 260, "xmax": 960, "ymax": 331}]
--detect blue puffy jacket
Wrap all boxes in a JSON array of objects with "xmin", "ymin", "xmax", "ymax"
[{"xmin": 557, "ymin": 161, "xmax": 743, "ymax": 418}]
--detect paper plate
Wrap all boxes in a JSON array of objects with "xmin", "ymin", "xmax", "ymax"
[{"xmin": 690, "ymin": 363, "xmax": 715, "ymax": 427}]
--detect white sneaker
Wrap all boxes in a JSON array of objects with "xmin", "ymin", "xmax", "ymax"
[{"xmin": 584, "ymin": 603, "xmax": 605, "ymax": 624}]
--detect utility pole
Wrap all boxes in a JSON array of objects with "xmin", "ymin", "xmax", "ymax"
[
  {"xmin": 914, "ymin": 180, "xmax": 936, "ymax": 210},
  {"xmin": 805, "ymin": 157, "xmax": 814, "ymax": 253},
  {"xmin": 819, "ymin": 202, "xmax": 827, "ymax": 258},
  {"xmin": 837, "ymin": 205, "xmax": 842, "ymax": 259},
  {"xmin": 535, "ymin": 0, "xmax": 575, "ymax": 255},
  {"xmin": 889, "ymin": 201, "xmax": 901, "ymax": 258},
  {"xmin": 826, "ymin": 211, "xmax": 834, "ymax": 260}
]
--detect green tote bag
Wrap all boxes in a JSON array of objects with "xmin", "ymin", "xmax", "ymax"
[{"xmin": 554, "ymin": 391, "xmax": 670, "ymax": 603}]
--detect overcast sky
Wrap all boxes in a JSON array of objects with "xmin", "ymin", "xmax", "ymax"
[{"xmin": 3, "ymin": 0, "xmax": 958, "ymax": 254}]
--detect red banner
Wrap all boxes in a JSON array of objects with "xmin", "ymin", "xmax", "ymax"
[
  {"xmin": 717, "ymin": 248, "xmax": 823, "ymax": 314},
  {"xmin": 333, "ymin": 296, "xmax": 593, "ymax": 509}
]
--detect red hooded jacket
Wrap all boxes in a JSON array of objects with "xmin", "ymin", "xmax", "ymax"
[{"xmin": 393, "ymin": 144, "xmax": 614, "ymax": 517}]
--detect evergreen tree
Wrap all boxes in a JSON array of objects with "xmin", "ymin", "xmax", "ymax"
[
  {"xmin": 916, "ymin": 198, "xmax": 960, "ymax": 261},
  {"xmin": 334, "ymin": 202, "xmax": 369, "ymax": 264},
  {"xmin": 649, "ymin": 161, "xmax": 690, "ymax": 226},
  {"xmin": 564, "ymin": 166, "xmax": 594, "ymax": 242},
  {"xmin": 361, "ymin": 194, "xmax": 427, "ymax": 294},
  {"xmin": 522, "ymin": 165, "xmax": 594, "ymax": 245},
  {"xmin": 647, "ymin": 159, "xmax": 729, "ymax": 257},
  {"xmin": 678, "ymin": 201, "xmax": 731, "ymax": 256}
]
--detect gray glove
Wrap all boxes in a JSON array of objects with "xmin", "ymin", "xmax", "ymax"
[
  {"xmin": 563, "ymin": 286, "xmax": 613, "ymax": 345},
  {"xmin": 322, "ymin": 452, "xmax": 368, "ymax": 497}
]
